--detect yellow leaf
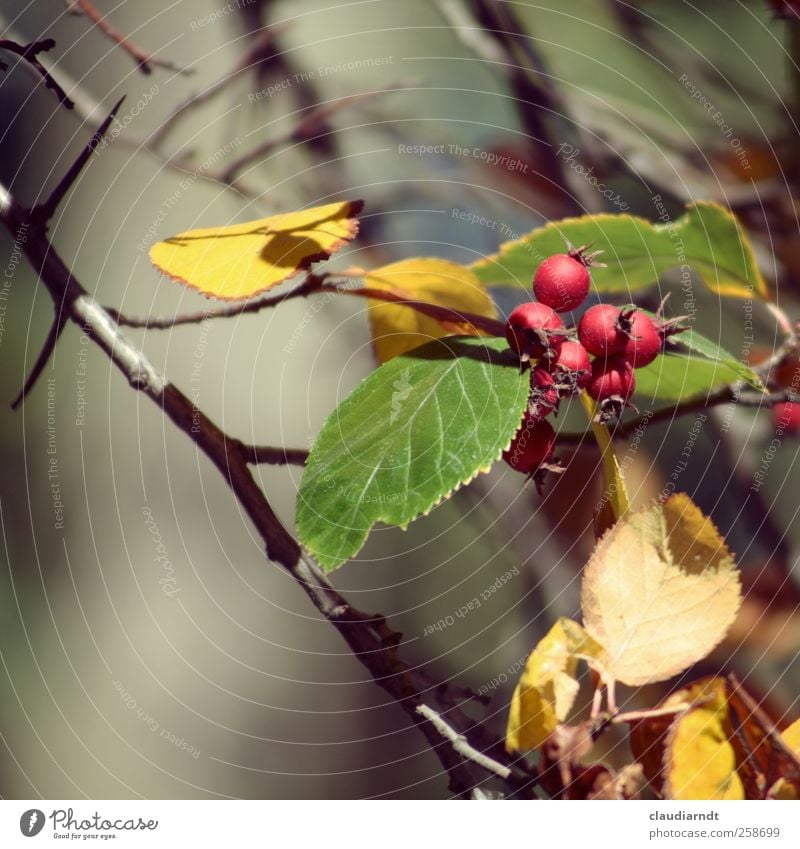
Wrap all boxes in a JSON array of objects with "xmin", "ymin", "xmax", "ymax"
[
  {"xmin": 365, "ymin": 258, "xmax": 497, "ymax": 362},
  {"xmin": 506, "ymin": 618, "xmax": 608, "ymax": 753},
  {"xmin": 150, "ymin": 200, "xmax": 363, "ymax": 301},
  {"xmin": 629, "ymin": 678, "xmax": 716, "ymax": 794},
  {"xmin": 581, "ymin": 494, "xmax": 741, "ymax": 686},
  {"xmin": 781, "ymin": 717, "xmax": 800, "ymax": 755},
  {"xmin": 665, "ymin": 678, "xmax": 744, "ymax": 800},
  {"xmin": 769, "ymin": 720, "xmax": 800, "ymax": 797}
]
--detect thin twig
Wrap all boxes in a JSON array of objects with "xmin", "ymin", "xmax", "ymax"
[
  {"xmin": 0, "ymin": 38, "xmax": 74, "ymax": 108},
  {"xmin": 613, "ymin": 704, "xmax": 688, "ymax": 724},
  {"xmin": 69, "ymin": 0, "xmax": 192, "ymax": 76},
  {"xmin": 32, "ymin": 96, "xmax": 125, "ymax": 223},
  {"xmin": 10, "ymin": 312, "xmax": 67, "ymax": 409},
  {"xmin": 416, "ymin": 704, "xmax": 511, "ymax": 782},
  {"xmin": 109, "ymin": 277, "xmax": 319, "ymax": 328},
  {"xmin": 324, "ymin": 282, "xmax": 507, "ymax": 336},
  {"xmin": 110, "ymin": 275, "xmax": 507, "ymax": 337}
]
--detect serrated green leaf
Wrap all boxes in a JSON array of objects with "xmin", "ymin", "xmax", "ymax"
[
  {"xmin": 296, "ymin": 336, "xmax": 530, "ymax": 570},
  {"xmin": 472, "ymin": 202, "xmax": 766, "ymax": 299},
  {"xmin": 634, "ymin": 353, "xmax": 745, "ymax": 401},
  {"xmin": 672, "ymin": 330, "xmax": 762, "ymax": 389}
]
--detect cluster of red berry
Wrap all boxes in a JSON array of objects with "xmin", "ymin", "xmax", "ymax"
[{"xmin": 502, "ymin": 247, "xmax": 685, "ymax": 479}]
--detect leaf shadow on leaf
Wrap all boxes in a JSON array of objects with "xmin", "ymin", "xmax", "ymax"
[{"xmin": 400, "ymin": 335, "xmax": 521, "ymax": 369}]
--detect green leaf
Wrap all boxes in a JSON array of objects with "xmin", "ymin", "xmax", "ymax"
[
  {"xmin": 634, "ymin": 353, "xmax": 745, "ymax": 401},
  {"xmin": 671, "ymin": 329, "xmax": 762, "ymax": 389},
  {"xmin": 296, "ymin": 336, "xmax": 530, "ymax": 570},
  {"xmin": 472, "ymin": 202, "xmax": 766, "ymax": 299}
]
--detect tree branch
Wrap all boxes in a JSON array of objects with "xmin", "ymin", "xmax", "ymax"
[
  {"xmin": 416, "ymin": 704, "xmax": 512, "ymax": 783},
  {"xmin": 242, "ymin": 443, "xmax": 309, "ymax": 466},
  {"xmin": 0, "ymin": 179, "xmax": 530, "ymax": 799},
  {"xmin": 219, "ymin": 84, "xmax": 412, "ymax": 184},
  {"xmin": 148, "ymin": 25, "xmax": 287, "ymax": 150}
]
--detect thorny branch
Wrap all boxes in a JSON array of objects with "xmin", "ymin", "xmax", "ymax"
[
  {"xmin": 0, "ymin": 38, "xmax": 74, "ymax": 107},
  {"xmin": 0, "ymin": 176, "xmax": 533, "ymax": 799}
]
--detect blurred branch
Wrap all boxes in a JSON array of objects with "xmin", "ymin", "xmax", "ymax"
[
  {"xmin": 0, "ymin": 173, "xmax": 533, "ymax": 800},
  {"xmin": 149, "ymin": 25, "xmax": 287, "ymax": 150},
  {"xmin": 0, "ymin": 38, "xmax": 74, "ymax": 107},
  {"xmin": 441, "ymin": 0, "xmax": 584, "ymax": 213},
  {"xmin": 68, "ymin": 0, "xmax": 192, "ymax": 76},
  {"xmin": 219, "ymin": 84, "xmax": 411, "ymax": 183}
]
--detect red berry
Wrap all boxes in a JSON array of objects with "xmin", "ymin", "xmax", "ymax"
[
  {"xmin": 621, "ymin": 310, "xmax": 662, "ymax": 368},
  {"xmin": 505, "ymin": 302, "xmax": 564, "ymax": 360},
  {"xmin": 503, "ymin": 415, "xmax": 556, "ymax": 474},
  {"xmin": 533, "ymin": 254, "xmax": 591, "ymax": 313},
  {"xmin": 587, "ymin": 357, "xmax": 636, "ymax": 403},
  {"xmin": 529, "ymin": 366, "xmax": 559, "ymax": 418},
  {"xmin": 772, "ymin": 401, "xmax": 800, "ymax": 434},
  {"xmin": 547, "ymin": 340, "xmax": 592, "ymax": 389},
  {"xmin": 578, "ymin": 304, "xmax": 628, "ymax": 357}
]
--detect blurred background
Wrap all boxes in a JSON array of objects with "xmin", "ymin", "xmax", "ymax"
[{"xmin": 0, "ymin": 0, "xmax": 798, "ymax": 798}]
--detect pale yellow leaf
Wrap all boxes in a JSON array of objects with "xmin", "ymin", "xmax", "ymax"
[
  {"xmin": 506, "ymin": 618, "xmax": 608, "ymax": 753},
  {"xmin": 365, "ymin": 258, "xmax": 497, "ymax": 363},
  {"xmin": 665, "ymin": 678, "xmax": 744, "ymax": 800},
  {"xmin": 150, "ymin": 200, "xmax": 362, "ymax": 301},
  {"xmin": 581, "ymin": 493, "xmax": 741, "ymax": 686}
]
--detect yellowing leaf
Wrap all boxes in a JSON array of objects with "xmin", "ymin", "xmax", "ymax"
[
  {"xmin": 506, "ymin": 618, "xmax": 607, "ymax": 753},
  {"xmin": 581, "ymin": 493, "xmax": 741, "ymax": 686},
  {"xmin": 365, "ymin": 258, "xmax": 497, "ymax": 362},
  {"xmin": 150, "ymin": 200, "xmax": 363, "ymax": 300},
  {"xmin": 665, "ymin": 678, "xmax": 744, "ymax": 800},
  {"xmin": 766, "ymin": 719, "xmax": 800, "ymax": 799},
  {"xmin": 782, "ymin": 718, "xmax": 800, "ymax": 755},
  {"xmin": 630, "ymin": 677, "xmax": 725, "ymax": 795}
]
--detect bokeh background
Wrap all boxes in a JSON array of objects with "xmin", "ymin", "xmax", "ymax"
[{"xmin": 0, "ymin": 0, "xmax": 798, "ymax": 799}]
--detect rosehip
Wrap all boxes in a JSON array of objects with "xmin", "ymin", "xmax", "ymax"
[
  {"xmin": 528, "ymin": 366, "xmax": 559, "ymax": 418},
  {"xmin": 577, "ymin": 304, "xmax": 628, "ymax": 358},
  {"xmin": 503, "ymin": 415, "xmax": 556, "ymax": 475},
  {"xmin": 772, "ymin": 401, "xmax": 800, "ymax": 435},
  {"xmin": 547, "ymin": 339, "xmax": 592, "ymax": 390},
  {"xmin": 587, "ymin": 356, "xmax": 636, "ymax": 403},
  {"xmin": 505, "ymin": 301, "xmax": 564, "ymax": 361},
  {"xmin": 533, "ymin": 253, "xmax": 591, "ymax": 313},
  {"xmin": 621, "ymin": 310, "xmax": 662, "ymax": 368}
]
